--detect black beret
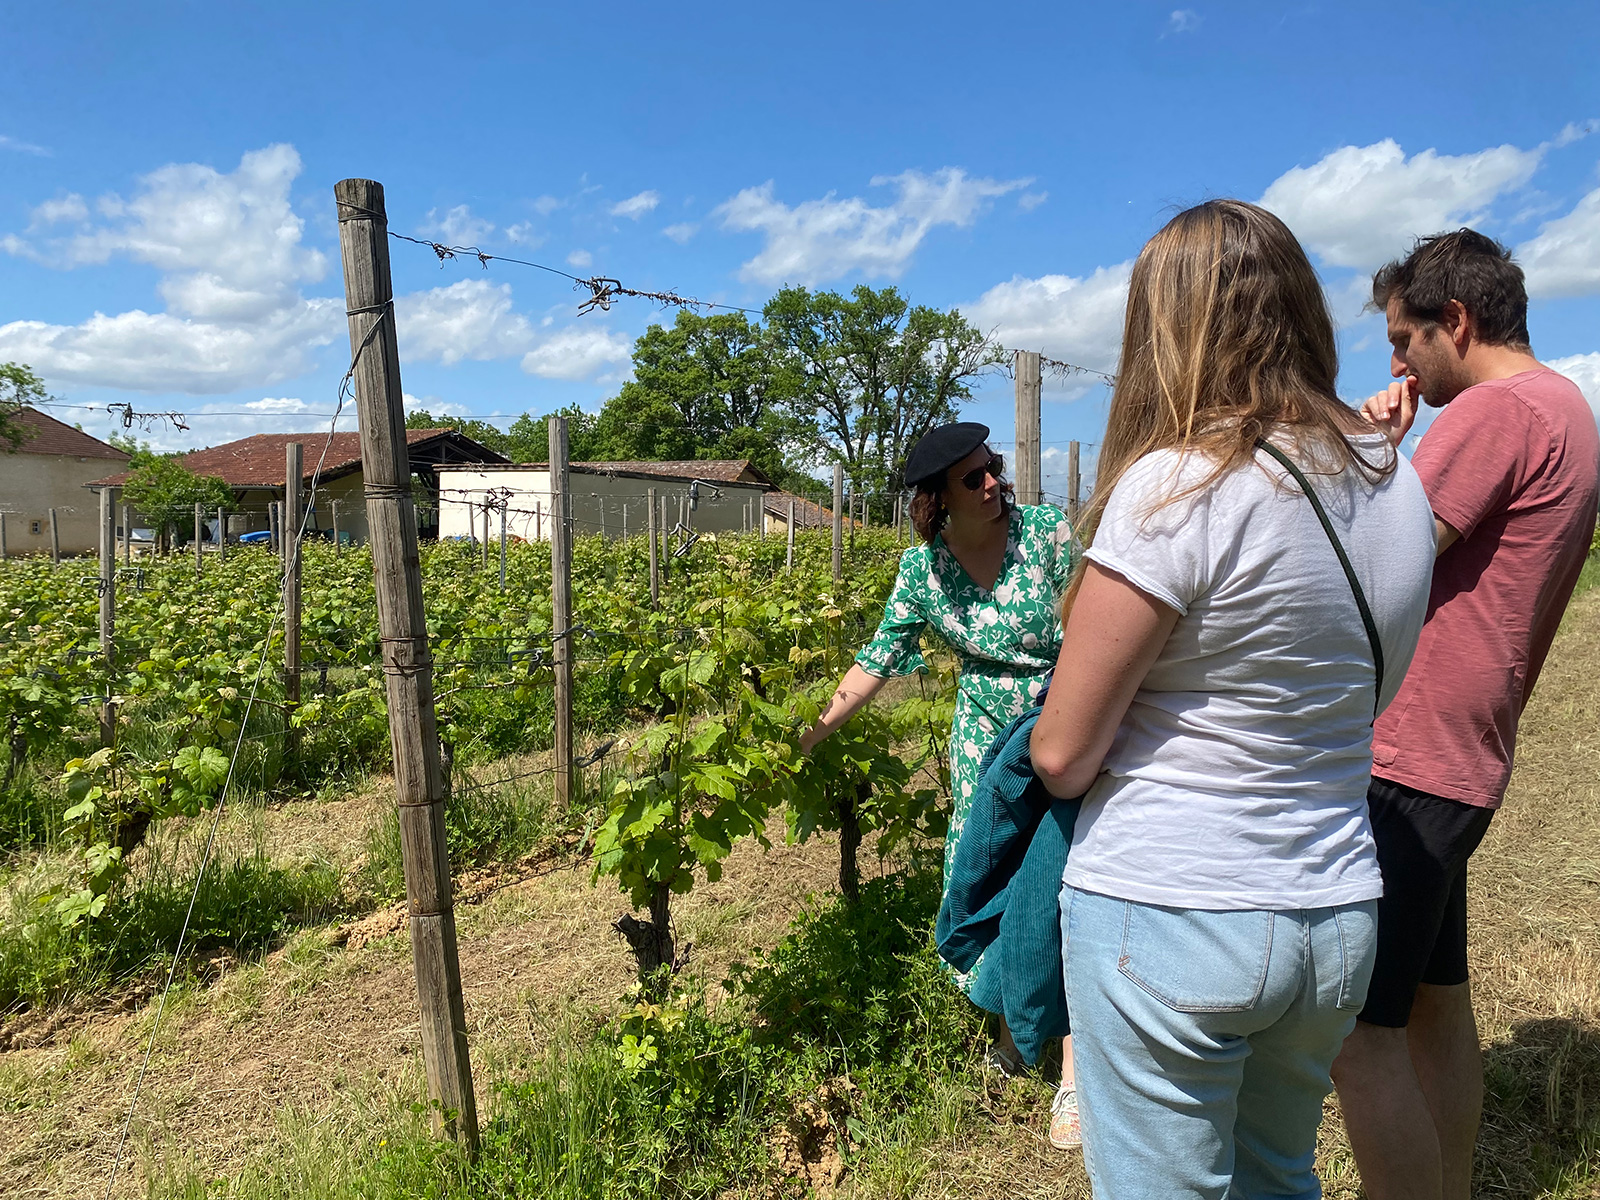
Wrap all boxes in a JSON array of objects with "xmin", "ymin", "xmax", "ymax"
[{"xmin": 903, "ymin": 422, "xmax": 990, "ymax": 487}]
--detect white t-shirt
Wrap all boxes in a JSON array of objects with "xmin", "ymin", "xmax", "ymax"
[{"xmin": 1062, "ymin": 434, "xmax": 1436, "ymax": 910}]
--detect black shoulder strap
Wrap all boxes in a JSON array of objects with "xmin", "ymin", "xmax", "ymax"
[{"xmin": 1254, "ymin": 439, "xmax": 1385, "ymax": 718}]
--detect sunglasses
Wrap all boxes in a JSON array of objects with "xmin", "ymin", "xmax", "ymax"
[{"xmin": 959, "ymin": 454, "xmax": 1005, "ymax": 491}]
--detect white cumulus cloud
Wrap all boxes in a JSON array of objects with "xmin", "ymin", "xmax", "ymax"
[
  {"xmin": 610, "ymin": 190, "xmax": 661, "ymax": 219},
  {"xmin": 394, "ymin": 279, "xmax": 535, "ymax": 366},
  {"xmin": 1259, "ymin": 139, "xmax": 1542, "ymax": 270},
  {"xmin": 1166, "ymin": 9, "xmax": 1201, "ymax": 34},
  {"xmin": 662, "ymin": 222, "xmax": 698, "ymax": 244},
  {"xmin": 421, "ymin": 204, "xmax": 494, "ymax": 247},
  {"xmin": 521, "ymin": 325, "xmax": 633, "ymax": 381},
  {"xmin": 0, "ymin": 144, "xmax": 340, "ymax": 392},
  {"xmin": 718, "ymin": 167, "xmax": 1030, "ymax": 285},
  {"xmin": 1548, "ymin": 352, "xmax": 1600, "ymax": 422},
  {"xmin": 1518, "ymin": 184, "xmax": 1600, "ymax": 298},
  {"xmin": 965, "ymin": 262, "xmax": 1132, "ymax": 393},
  {"xmin": 567, "ymin": 249, "xmax": 593, "ymax": 269}
]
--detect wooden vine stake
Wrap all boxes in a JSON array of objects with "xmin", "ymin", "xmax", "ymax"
[
  {"xmin": 831, "ymin": 464, "xmax": 844, "ymax": 585},
  {"xmin": 283, "ymin": 443, "xmax": 303, "ymax": 765},
  {"xmin": 334, "ymin": 178, "xmax": 479, "ymax": 1151},
  {"xmin": 98, "ymin": 487, "xmax": 117, "ymax": 748},
  {"xmin": 647, "ymin": 486, "xmax": 659, "ymax": 608},
  {"xmin": 1014, "ymin": 349, "xmax": 1042, "ymax": 506},
  {"xmin": 549, "ymin": 416, "xmax": 574, "ymax": 810}
]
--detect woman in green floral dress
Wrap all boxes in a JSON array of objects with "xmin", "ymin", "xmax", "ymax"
[{"xmin": 799, "ymin": 423, "xmax": 1081, "ymax": 1150}]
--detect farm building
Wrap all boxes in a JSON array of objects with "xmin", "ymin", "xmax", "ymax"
[
  {"xmin": 88, "ymin": 428, "xmax": 506, "ymax": 545},
  {"xmin": 1, "ymin": 408, "xmax": 131, "ymax": 557},
  {"xmin": 763, "ymin": 490, "xmax": 840, "ymax": 535},
  {"xmin": 435, "ymin": 459, "xmax": 777, "ymax": 542}
]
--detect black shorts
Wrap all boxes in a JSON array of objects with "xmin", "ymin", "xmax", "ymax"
[{"xmin": 1359, "ymin": 776, "xmax": 1495, "ymax": 1028}]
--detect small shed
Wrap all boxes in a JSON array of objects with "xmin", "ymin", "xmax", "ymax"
[
  {"xmin": 2, "ymin": 408, "xmax": 130, "ymax": 556},
  {"xmin": 435, "ymin": 460, "xmax": 775, "ymax": 542}
]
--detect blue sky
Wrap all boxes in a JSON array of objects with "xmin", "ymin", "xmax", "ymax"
[{"xmin": 4, "ymin": 1, "xmax": 1598, "ymax": 498}]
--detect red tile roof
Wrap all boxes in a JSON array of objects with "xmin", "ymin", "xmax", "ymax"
[
  {"xmin": 763, "ymin": 490, "xmax": 849, "ymax": 528},
  {"xmin": 88, "ymin": 428, "xmax": 502, "ymax": 488},
  {"xmin": 11, "ymin": 407, "xmax": 131, "ymax": 461}
]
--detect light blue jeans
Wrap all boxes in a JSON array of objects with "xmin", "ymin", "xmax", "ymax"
[{"xmin": 1060, "ymin": 884, "xmax": 1377, "ymax": 1200}]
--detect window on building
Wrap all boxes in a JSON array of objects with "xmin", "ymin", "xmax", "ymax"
[{"xmin": 30, "ymin": 520, "xmax": 42, "ymax": 535}]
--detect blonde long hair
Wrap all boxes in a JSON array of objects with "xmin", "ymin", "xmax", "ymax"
[{"xmin": 1073, "ymin": 200, "xmax": 1389, "ymax": 599}]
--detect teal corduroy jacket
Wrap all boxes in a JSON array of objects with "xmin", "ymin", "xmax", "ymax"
[{"xmin": 935, "ymin": 697, "xmax": 1081, "ymax": 1065}]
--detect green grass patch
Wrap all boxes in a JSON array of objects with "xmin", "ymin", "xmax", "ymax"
[
  {"xmin": 154, "ymin": 871, "xmax": 989, "ymax": 1200},
  {"xmin": 0, "ymin": 838, "xmax": 347, "ymax": 1011}
]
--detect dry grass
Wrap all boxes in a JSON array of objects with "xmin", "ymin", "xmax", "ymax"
[{"xmin": 3, "ymin": 595, "xmax": 1598, "ymax": 1198}]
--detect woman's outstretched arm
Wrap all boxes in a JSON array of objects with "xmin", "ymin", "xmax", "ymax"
[
  {"xmin": 1030, "ymin": 563, "xmax": 1179, "ymax": 798},
  {"xmin": 799, "ymin": 663, "xmax": 890, "ymax": 754}
]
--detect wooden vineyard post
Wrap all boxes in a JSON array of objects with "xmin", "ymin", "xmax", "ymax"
[
  {"xmin": 1067, "ymin": 440, "xmax": 1082, "ymax": 526},
  {"xmin": 534, "ymin": 500, "xmax": 541, "ymax": 543},
  {"xmin": 283, "ymin": 443, "xmax": 303, "ymax": 764},
  {"xmin": 194, "ymin": 503, "xmax": 204, "ymax": 575},
  {"xmin": 1, "ymin": 512, "xmax": 7, "ymax": 560},
  {"xmin": 334, "ymin": 177, "xmax": 479, "ymax": 1150},
  {"xmin": 269, "ymin": 501, "xmax": 280, "ymax": 557},
  {"xmin": 498, "ymin": 499, "xmax": 507, "ymax": 589},
  {"xmin": 1015, "ymin": 349, "xmax": 1042, "ymax": 506},
  {"xmin": 218, "ymin": 506, "xmax": 227, "ymax": 564},
  {"xmin": 548, "ymin": 416, "xmax": 574, "ymax": 811},
  {"xmin": 658, "ymin": 493, "xmax": 669, "ymax": 584},
  {"xmin": 647, "ymin": 486, "xmax": 659, "ymax": 608},
  {"xmin": 332, "ymin": 499, "xmax": 342, "ymax": 557},
  {"xmin": 48, "ymin": 508, "xmax": 60, "ymax": 564},
  {"xmin": 480, "ymin": 504, "xmax": 490, "ymax": 571},
  {"xmin": 786, "ymin": 499, "xmax": 796, "ymax": 570},
  {"xmin": 99, "ymin": 488, "xmax": 117, "ymax": 748},
  {"xmin": 122, "ymin": 504, "xmax": 131, "ymax": 564},
  {"xmin": 832, "ymin": 464, "xmax": 843, "ymax": 585}
]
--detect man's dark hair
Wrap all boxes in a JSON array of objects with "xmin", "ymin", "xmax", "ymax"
[{"xmin": 1370, "ymin": 228, "xmax": 1530, "ymax": 348}]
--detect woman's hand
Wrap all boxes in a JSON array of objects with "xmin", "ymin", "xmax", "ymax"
[
  {"xmin": 800, "ymin": 663, "xmax": 888, "ymax": 755},
  {"xmin": 1031, "ymin": 562, "xmax": 1179, "ymax": 798}
]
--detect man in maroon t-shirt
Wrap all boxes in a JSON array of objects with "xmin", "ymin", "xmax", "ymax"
[{"xmin": 1331, "ymin": 230, "xmax": 1600, "ymax": 1200}]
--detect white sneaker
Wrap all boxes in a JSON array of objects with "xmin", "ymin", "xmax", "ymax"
[{"xmin": 1049, "ymin": 1083, "xmax": 1082, "ymax": 1151}]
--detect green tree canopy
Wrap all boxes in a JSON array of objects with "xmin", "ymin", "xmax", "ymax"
[
  {"xmin": 122, "ymin": 457, "xmax": 233, "ymax": 546},
  {"xmin": 583, "ymin": 310, "xmax": 810, "ymax": 488},
  {"xmin": 1, "ymin": 362, "xmax": 49, "ymax": 452},
  {"xmin": 763, "ymin": 285, "xmax": 1002, "ymax": 498},
  {"xmin": 404, "ymin": 409, "xmax": 512, "ymax": 456}
]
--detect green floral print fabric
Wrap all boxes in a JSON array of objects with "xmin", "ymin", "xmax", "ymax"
[{"xmin": 856, "ymin": 503, "xmax": 1076, "ymax": 996}]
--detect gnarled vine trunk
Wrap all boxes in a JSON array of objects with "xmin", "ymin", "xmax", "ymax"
[{"xmin": 838, "ymin": 782, "xmax": 865, "ymax": 904}]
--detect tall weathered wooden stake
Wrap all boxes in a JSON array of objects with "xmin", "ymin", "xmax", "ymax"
[
  {"xmin": 1015, "ymin": 350, "xmax": 1042, "ymax": 506},
  {"xmin": 1, "ymin": 512, "xmax": 7, "ymax": 560},
  {"xmin": 549, "ymin": 416, "xmax": 574, "ymax": 810},
  {"xmin": 831, "ymin": 464, "xmax": 843, "ymax": 584},
  {"xmin": 1067, "ymin": 440, "xmax": 1082, "ymax": 526},
  {"xmin": 498, "ymin": 500, "xmax": 508, "ymax": 589},
  {"xmin": 283, "ymin": 443, "xmax": 303, "ymax": 763},
  {"xmin": 121, "ymin": 504, "xmax": 131, "ymax": 564},
  {"xmin": 647, "ymin": 486, "xmax": 659, "ymax": 608},
  {"xmin": 99, "ymin": 488, "xmax": 117, "ymax": 748},
  {"xmin": 194, "ymin": 503, "xmax": 204, "ymax": 576},
  {"xmin": 786, "ymin": 499, "xmax": 796, "ymax": 570},
  {"xmin": 334, "ymin": 178, "xmax": 479, "ymax": 1150},
  {"xmin": 48, "ymin": 508, "xmax": 60, "ymax": 564},
  {"xmin": 218, "ymin": 506, "xmax": 227, "ymax": 564},
  {"xmin": 331, "ymin": 499, "xmax": 342, "ymax": 557}
]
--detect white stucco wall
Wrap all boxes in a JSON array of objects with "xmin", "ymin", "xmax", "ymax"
[
  {"xmin": 436, "ymin": 467, "xmax": 770, "ymax": 542},
  {"xmin": 0, "ymin": 455, "xmax": 125, "ymax": 556}
]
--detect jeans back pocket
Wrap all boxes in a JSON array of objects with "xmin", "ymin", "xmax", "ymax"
[{"xmin": 1117, "ymin": 903, "xmax": 1275, "ymax": 1013}]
